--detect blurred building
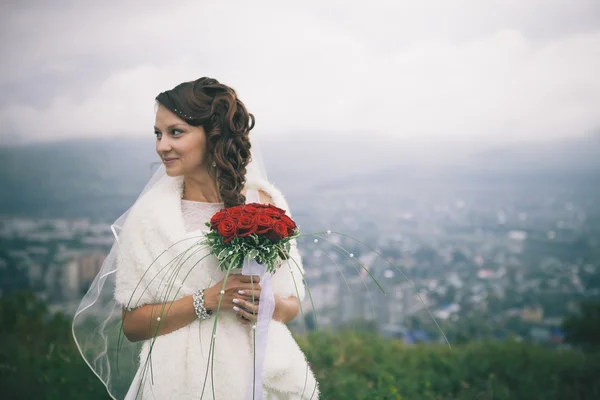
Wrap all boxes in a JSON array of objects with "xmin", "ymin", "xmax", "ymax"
[
  {"xmin": 62, "ymin": 252, "xmax": 105, "ymax": 300},
  {"xmin": 521, "ymin": 306, "xmax": 544, "ymax": 322}
]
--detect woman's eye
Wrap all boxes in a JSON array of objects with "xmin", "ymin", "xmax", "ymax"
[
  {"xmin": 154, "ymin": 131, "xmax": 162, "ymax": 139},
  {"xmin": 172, "ymin": 129, "xmax": 184, "ymax": 136}
]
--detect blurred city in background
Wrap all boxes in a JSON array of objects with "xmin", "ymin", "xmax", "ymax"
[{"xmin": 2, "ymin": 133, "xmax": 598, "ymax": 347}]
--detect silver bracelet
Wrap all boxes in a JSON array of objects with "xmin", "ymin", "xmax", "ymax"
[{"xmin": 192, "ymin": 288, "xmax": 212, "ymax": 320}]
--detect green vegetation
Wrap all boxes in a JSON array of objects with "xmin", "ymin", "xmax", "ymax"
[
  {"xmin": 562, "ymin": 299, "xmax": 600, "ymax": 349},
  {"xmin": 299, "ymin": 333, "xmax": 600, "ymax": 399},
  {"xmin": 1, "ymin": 292, "xmax": 599, "ymax": 399},
  {"xmin": 0, "ymin": 292, "xmax": 109, "ymax": 399}
]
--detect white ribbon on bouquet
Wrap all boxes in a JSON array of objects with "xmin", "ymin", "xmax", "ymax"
[{"xmin": 242, "ymin": 258, "xmax": 275, "ymax": 400}]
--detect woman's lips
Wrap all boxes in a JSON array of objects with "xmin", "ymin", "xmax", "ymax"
[{"xmin": 163, "ymin": 158, "xmax": 178, "ymax": 165}]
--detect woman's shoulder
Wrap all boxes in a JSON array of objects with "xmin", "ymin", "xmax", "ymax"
[
  {"xmin": 243, "ymin": 177, "xmax": 290, "ymax": 214},
  {"xmin": 119, "ymin": 176, "xmax": 181, "ymax": 239}
]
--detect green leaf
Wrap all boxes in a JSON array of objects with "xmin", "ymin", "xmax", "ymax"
[
  {"xmin": 217, "ymin": 247, "xmax": 230, "ymax": 260},
  {"xmin": 247, "ymin": 249, "xmax": 259, "ymax": 260}
]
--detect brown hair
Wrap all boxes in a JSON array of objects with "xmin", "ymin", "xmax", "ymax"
[{"xmin": 155, "ymin": 77, "xmax": 254, "ymax": 208}]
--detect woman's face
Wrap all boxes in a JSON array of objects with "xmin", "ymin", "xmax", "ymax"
[{"xmin": 154, "ymin": 104, "xmax": 209, "ymax": 177}]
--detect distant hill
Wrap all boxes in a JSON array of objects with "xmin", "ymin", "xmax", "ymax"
[
  {"xmin": 0, "ymin": 137, "xmax": 157, "ymax": 220},
  {"xmin": 1, "ymin": 134, "xmax": 598, "ymax": 219},
  {"xmin": 313, "ymin": 133, "xmax": 600, "ymax": 190},
  {"xmin": 467, "ymin": 133, "xmax": 600, "ymax": 172}
]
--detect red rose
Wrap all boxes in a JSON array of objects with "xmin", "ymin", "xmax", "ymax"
[
  {"xmin": 228, "ymin": 206, "xmax": 244, "ymax": 219},
  {"xmin": 268, "ymin": 220, "xmax": 289, "ymax": 241},
  {"xmin": 279, "ymin": 214, "xmax": 297, "ymax": 236},
  {"xmin": 236, "ymin": 214, "xmax": 257, "ymax": 237},
  {"xmin": 210, "ymin": 209, "xmax": 229, "ymax": 229},
  {"xmin": 242, "ymin": 204, "xmax": 260, "ymax": 214},
  {"xmin": 255, "ymin": 214, "xmax": 274, "ymax": 235},
  {"xmin": 264, "ymin": 206, "xmax": 284, "ymax": 218},
  {"xmin": 217, "ymin": 217, "xmax": 237, "ymax": 243},
  {"xmin": 254, "ymin": 207, "xmax": 267, "ymax": 215},
  {"xmin": 244, "ymin": 202, "xmax": 265, "ymax": 214},
  {"xmin": 270, "ymin": 205, "xmax": 287, "ymax": 215},
  {"xmin": 248, "ymin": 202, "xmax": 268, "ymax": 208}
]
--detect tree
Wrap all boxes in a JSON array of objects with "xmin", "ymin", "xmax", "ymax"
[
  {"xmin": 562, "ymin": 300, "xmax": 600, "ymax": 348},
  {"xmin": 0, "ymin": 291, "xmax": 109, "ymax": 399}
]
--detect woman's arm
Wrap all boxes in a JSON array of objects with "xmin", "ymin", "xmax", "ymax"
[
  {"xmin": 121, "ymin": 294, "xmax": 226, "ymax": 342},
  {"xmin": 122, "ymin": 274, "xmax": 261, "ymax": 342},
  {"xmin": 121, "ymin": 296, "xmax": 199, "ymax": 343},
  {"xmin": 273, "ymin": 295, "xmax": 300, "ymax": 323}
]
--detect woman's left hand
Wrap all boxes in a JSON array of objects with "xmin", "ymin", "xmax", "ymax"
[
  {"xmin": 233, "ymin": 297, "xmax": 259, "ymax": 325},
  {"xmin": 234, "ymin": 295, "xmax": 298, "ymax": 325}
]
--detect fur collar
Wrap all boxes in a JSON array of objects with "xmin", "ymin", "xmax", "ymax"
[{"xmin": 116, "ymin": 173, "xmax": 301, "ymax": 302}]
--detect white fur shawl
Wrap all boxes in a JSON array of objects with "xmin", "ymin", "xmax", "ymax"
[{"xmin": 113, "ymin": 174, "xmax": 318, "ymax": 400}]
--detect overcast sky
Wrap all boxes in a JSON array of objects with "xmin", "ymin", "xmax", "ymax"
[{"xmin": 1, "ymin": 0, "xmax": 599, "ymax": 146}]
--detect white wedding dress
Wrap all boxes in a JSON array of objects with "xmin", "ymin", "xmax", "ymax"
[{"xmin": 120, "ymin": 184, "xmax": 319, "ymax": 400}]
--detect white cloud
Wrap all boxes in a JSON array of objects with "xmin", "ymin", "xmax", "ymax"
[{"xmin": 1, "ymin": 0, "xmax": 599, "ymax": 144}]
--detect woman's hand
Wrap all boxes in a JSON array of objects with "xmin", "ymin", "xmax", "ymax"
[
  {"xmin": 233, "ymin": 297, "xmax": 259, "ymax": 325},
  {"xmin": 203, "ymin": 274, "xmax": 262, "ymax": 316},
  {"xmin": 235, "ymin": 295, "xmax": 302, "ymax": 325}
]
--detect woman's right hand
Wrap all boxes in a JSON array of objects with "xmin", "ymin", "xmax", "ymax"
[{"xmin": 203, "ymin": 274, "xmax": 262, "ymax": 312}]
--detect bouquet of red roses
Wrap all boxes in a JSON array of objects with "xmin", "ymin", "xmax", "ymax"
[{"xmin": 204, "ymin": 202, "xmax": 299, "ymax": 273}]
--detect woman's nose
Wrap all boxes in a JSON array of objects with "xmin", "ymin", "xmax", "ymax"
[{"xmin": 156, "ymin": 136, "xmax": 172, "ymax": 152}]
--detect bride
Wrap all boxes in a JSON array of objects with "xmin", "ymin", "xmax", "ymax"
[{"xmin": 72, "ymin": 77, "xmax": 319, "ymax": 399}]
